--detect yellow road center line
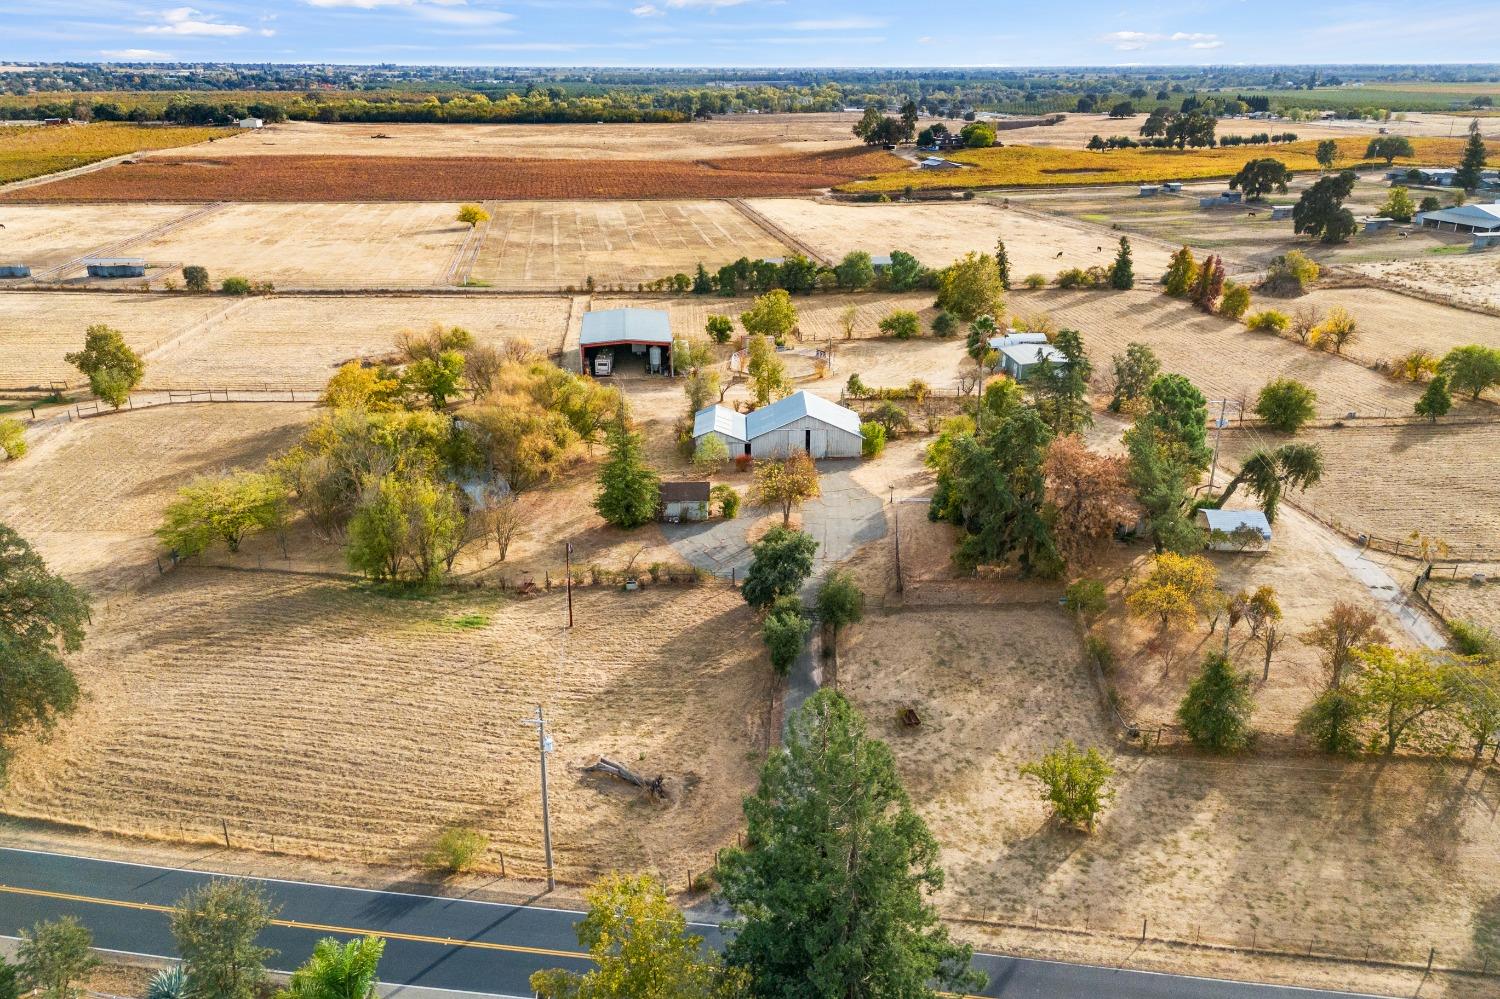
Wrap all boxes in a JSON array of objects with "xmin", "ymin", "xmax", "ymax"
[{"xmin": 0, "ymin": 884, "xmax": 585, "ymax": 961}]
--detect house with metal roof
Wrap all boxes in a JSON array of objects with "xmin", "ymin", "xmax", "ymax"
[
  {"xmin": 987, "ymin": 331, "xmax": 1049, "ymax": 352},
  {"xmin": 1414, "ymin": 202, "xmax": 1500, "ymax": 235},
  {"xmin": 578, "ymin": 308, "xmax": 674, "ymax": 376},
  {"xmin": 692, "ymin": 390, "xmax": 863, "ymax": 459},
  {"xmin": 1196, "ymin": 508, "xmax": 1272, "ymax": 552},
  {"xmin": 997, "ymin": 342, "xmax": 1066, "ymax": 382},
  {"xmin": 918, "ymin": 157, "xmax": 962, "ymax": 170}
]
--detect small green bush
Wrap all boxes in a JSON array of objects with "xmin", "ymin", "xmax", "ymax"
[
  {"xmin": 1246, "ymin": 309, "xmax": 1289, "ymax": 333},
  {"xmin": 426, "ymin": 825, "xmax": 488, "ymax": 873},
  {"xmin": 146, "ymin": 965, "xmax": 186, "ymax": 999},
  {"xmin": 1022, "ymin": 273, "xmax": 1047, "ymax": 289},
  {"xmin": 860, "ymin": 420, "xmax": 887, "ymax": 458},
  {"xmin": 220, "ymin": 276, "xmax": 252, "ymax": 296},
  {"xmin": 1218, "ymin": 282, "xmax": 1251, "ymax": 320},
  {"xmin": 1064, "ymin": 579, "xmax": 1108, "ymax": 617},
  {"xmin": 710, "ymin": 483, "xmax": 740, "ymax": 518},
  {"xmin": 879, "ymin": 310, "xmax": 921, "ymax": 340},
  {"xmin": 0, "ymin": 417, "xmax": 25, "ymax": 461},
  {"xmin": 1449, "ymin": 619, "xmax": 1499, "ymax": 660}
]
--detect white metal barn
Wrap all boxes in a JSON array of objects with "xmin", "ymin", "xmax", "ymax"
[
  {"xmin": 693, "ymin": 390, "xmax": 863, "ymax": 459},
  {"xmin": 1196, "ymin": 508, "xmax": 1272, "ymax": 552}
]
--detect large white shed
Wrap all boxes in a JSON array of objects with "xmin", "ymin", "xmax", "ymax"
[{"xmin": 693, "ymin": 390, "xmax": 863, "ymax": 460}]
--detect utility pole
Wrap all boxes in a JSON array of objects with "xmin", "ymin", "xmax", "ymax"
[
  {"xmin": 563, "ymin": 542, "xmax": 573, "ymax": 628},
  {"xmin": 1207, "ymin": 399, "xmax": 1229, "ymax": 491},
  {"xmin": 522, "ymin": 704, "xmax": 555, "ymax": 892}
]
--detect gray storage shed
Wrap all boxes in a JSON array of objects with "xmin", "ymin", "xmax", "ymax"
[
  {"xmin": 659, "ymin": 481, "xmax": 710, "ymax": 522},
  {"xmin": 578, "ymin": 308, "xmax": 674, "ymax": 376},
  {"xmin": 998, "ymin": 342, "xmax": 1066, "ymax": 382},
  {"xmin": 0, "ymin": 264, "xmax": 31, "ymax": 278}
]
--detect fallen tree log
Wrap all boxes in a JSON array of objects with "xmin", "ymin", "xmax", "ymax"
[{"xmin": 584, "ymin": 756, "xmax": 667, "ymax": 799}]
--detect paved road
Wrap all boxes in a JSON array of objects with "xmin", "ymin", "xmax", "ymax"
[{"xmin": 0, "ymin": 847, "xmax": 1393, "ymax": 999}]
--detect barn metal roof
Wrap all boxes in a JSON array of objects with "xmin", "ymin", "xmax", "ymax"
[
  {"xmin": 1417, "ymin": 203, "xmax": 1500, "ymax": 230},
  {"xmin": 693, "ymin": 404, "xmax": 747, "ymax": 441},
  {"xmin": 660, "ymin": 481, "xmax": 710, "ymax": 502},
  {"xmin": 988, "ymin": 331, "xmax": 1049, "ymax": 350},
  {"xmin": 579, "ymin": 308, "xmax": 673, "ymax": 347},
  {"xmin": 999, "ymin": 343, "xmax": 1066, "ymax": 367},
  {"xmin": 83, "ymin": 257, "xmax": 147, "ymax": 267},
  {"xmin": 1197, "ymin": 508, "xmax": 1272, "ymax": 538},
  {"xmin": 745, "ymin": 390, "xmax": 861, "ymax": 438}
]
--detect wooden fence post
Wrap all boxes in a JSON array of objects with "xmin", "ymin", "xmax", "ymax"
[{"xmin": 221, "ymin": 818, "xmax": 231, "ymax": 848}]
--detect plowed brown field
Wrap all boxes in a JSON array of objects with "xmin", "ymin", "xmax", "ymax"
[{"xmin": 2, "ymin": 148, "xmax": 903, "ymax": 203}]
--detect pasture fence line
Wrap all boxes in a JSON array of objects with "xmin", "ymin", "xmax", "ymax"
[
  {"xmin": 70, "ymin": 387, "xmax": 319, "ymax": 420},
  {"xmin": 1285, "ymin": 496, "xmax": 1500, "ymax": 567}
]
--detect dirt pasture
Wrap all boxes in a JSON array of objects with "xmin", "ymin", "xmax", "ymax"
[
  {"xmin": 1352, "ymin": 253, "xmax": 1500, "ymax": 314},
  {"xmin": 147, "ymin": 114, "xmax": 899, "ymax": 162},
  {"xmin": 0, "ymin": 203, "xmax": 196, "ymax": 277},
  {"xmin": 59, "ymin": 202, "xmax": 475, "ymax": 289},
  {"xmin": 1219, "ymin": 422, "xmax": 1500, "ymax": 554},
  {"xmin": 0, "ymin": 403, "xmax": 313, "ymax": 592},
  {"xmin": 0, "ymin": 569, "xmax": 767, "ymax": 884},
  {"xmin": 0, "ymin": 291, "xmax": 225, "ymax": 389},
  {"xmin": 745, "ymin": 198, "xmax": 1177, "ymax": 277},
  {"xmin": 987, "ymin": 110, "xmax": 1476, "ymax": 150},
  {"xmin": 1030, "ymin": 288, "xmax": 1435, "ymax": 418},
  {"xmin": 469, "ymin": 200, "xmax": 788, "ymax": 290},
  {"xmin": 842, "ymin": 605, "xmax": 1500, "ymax": 986},
  {"xmin": 3, "ymin": 149, "xmax": 902, "ymax": 204},
  {"xmin": 147, "ymin": 294, "xmax": 574, "ymax": 389}
]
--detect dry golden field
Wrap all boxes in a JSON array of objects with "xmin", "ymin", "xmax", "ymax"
[
  {"xmin": 0, "ymin": 291, "xmax": 225, "ymax": 389},
  {"xmin": 1219, "ymin": 422, "xmax": 1500, "ymax": 553},
  {"xmin": 1425, "ymin": 581, "xmax": 1500, "ymax": 633},
  {"xmin": 148, "ymin": 114, "xmax": 905, "ymax": 162},
  {"xmin": 147, "ymin": 294, "xmax": 574, "ymax": 389},
  {"xmin": 842, "ymin": 606, "xmax": 1500, "ymax": 976},
  {"xmin": 1296, "ymin": 286, "xmax": 1500, "ymax": 369},
  {"xmin": 1034, "ymin": 288, "xmax": 1437, "ymax": 417},
  {"xmin": 986, "ymin": 110, "xmax": 1496, "ymax": 150},
  {"xmin": 1352, "ymin": 254, "xmax": 1500, "ymax": 314},
  {"xmin": 79, "ymin": 202, "xmax": 475, "ymax": 289},
  {"xmin": 743, "ymin": 198, "xmax": 1177, "ymax": 277},
  {"xmin": 0, "ymin": 203, "xmax": 196, "ymax": 276},
  {"xmin": 0, "ymin": 403, "xmax": 313, "ymax": 591},
  {"xmin": 0, "ymin": 570, "xmax": 768, "ymax": 884},
  {"xmin": 469, "ymin": 200, "xmax": 788, "ymax": 290}
]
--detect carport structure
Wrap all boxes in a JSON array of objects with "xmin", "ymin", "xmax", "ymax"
[{"xmin": 579, "ymin": 308, "xmax": 674, "ymax": 377}]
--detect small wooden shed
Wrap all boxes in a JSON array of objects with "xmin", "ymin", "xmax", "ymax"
[{"xmin": 659, "ymin": 481, "xmax": 710, "ymax": 522}]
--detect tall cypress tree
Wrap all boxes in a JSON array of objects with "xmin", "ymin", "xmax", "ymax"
[
  {"xmin": 717, "ymin": 690, "xmax": 983, "ymax": 998},
  {"xmin": 1455, "ymin": 120, "xmax": 1488, "ymax": 191},
  {"xmin": 1110, "ymin": 236, "xmax": 1134, "ymax": 290},
  {"xmin": 993, "ymin": 237, "xmax": 1012, "ymax": 290}
]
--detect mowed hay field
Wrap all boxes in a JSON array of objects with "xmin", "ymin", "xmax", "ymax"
[
  {"xmin": 843, "ymin": 608, "xmax": 1500, "ymax": 969},
  {"xmin": 0, "ymin": 403, "xmax": 313, "ymax": 590},
  {"xmin": 0, "ymin": 203, "xmax": 198, "ymax": 276},
  {"xmin": 1220, "ymin": 422, "xmax": 1500, "ymax": 552},
  {"xmin": 744, "ymin": 198, "xmax": 1177, "ymax": 277},
  {"xmin": 0, "ymin": 291, "xmax": 225, "ymax": 389},
  {"xmin": 1351, "ymin": 255, "xmax": 1500, "ymax": 315},
  {"xmin": 0, "ymin": 571, "xmax": 768, "ymax": 882},
  {"xmin": 148, "ymin": 295, "xmax": 573, "ymax": 389},
  {"xmin": 148, "ymin": 114, "xmax": 893, "ymax": 161},
  {"xmin": 469, "ymin": 200, "xmax": 788, "ymax": 290},
  {"xmin": 90, "ymin": 202, "xmax": 475, "ymax": 289},
  {"xmin": 4, "ymin": 149, "xmax": 902, "ymax": 203},
  {"xmin": 1296, "ymin": 287, "xmax": 1500, "ymax": 376},
  {"xmin": 1032, "ymin": 289, "xmax": 1436, "ymax": 417}
]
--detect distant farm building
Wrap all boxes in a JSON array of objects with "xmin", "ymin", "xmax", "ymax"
[
  {"xmin": 918, "ymin": 157, "xmax": 962, "ymax": 170},
  {"xmin": 237, "ymin": 118, "xmax": 264, "ymax": 129},
  {"xmin": 579, "ymin": 308, "xmax": 674, "ymax": 376},
  {"xmin": 998, "ymin": 342, "xmax": 1065, "ymax": 382},
  {"xmin": 1138, "ymin": 184, "xmax": 1161, "ymax": 197},
  {"xmin": 0, "ymin": 264, "xmax": 31, "ymax": 278},
  {"xmin": 1473, "ymin": 232, "xmax": 1500, "ymax": 250},
  {"xmin": 1361, "ymin": 216, "xmax": 1394, "ymax": 234},
  {"xmin": 84, "ymin": 257, "xmax": 146, "ymax": 278},
  {"xmin": 1197, "ymin": 508, "xmax": 1272, "ymax": 552},
  {"xmin": 692, "ymin": 390, "xmax": 862, "ymax": 459},
  {"xmin": 1270, "ymin": 204, "xmax": 1294, "ymax": 221},
  {"xmin": 1415, "ymin": 202, "xmax": 1500, "ymax": 235},
  {"xmin": 1162, "ymin": 181, "xmax": 1184, "ymax": 193},
  {"xmin": 659, "ymin": 481, "xmax": 710, "ymax": 522}
]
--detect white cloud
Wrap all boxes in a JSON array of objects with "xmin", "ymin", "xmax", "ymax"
[
  {"xmin": 101, "ymin": 47, "xmax": 172, "ymax": 58},
  {"xmin": 1191, "ymin": 39, "xmax": 1223, "ymax": 48},
  {"xmin": 664, "ymin": 0, "xmax": 750, "ymax": 8},
  {"xmin": 1103, "ymin": 29, "xmax": 1157, "ymax": 50},
  {"xmin": 139, "ymin": 7, "xmax": 250, "ymax": 35},
  {"xmin": 1169, "ymin": 31, "xmax": 1216, "ymax": 41},
  {"xmin": 1104, "ymin": 29, "xmax": 1223, "ymax": 51},
  {"xmin": 787, "ymin": 16, "xmax": 885, "ymax": 29},
  {"xmin": 415, "ymin": 4, "xmax": 514, "ymax": 24},
  {"xmin": 631, "ymin": 2, "xmax": 662, "ymax": 14}
]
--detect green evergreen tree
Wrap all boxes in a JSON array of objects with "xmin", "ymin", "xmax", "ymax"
[
  {"xmin": 741, "ymin": 526, "xmax": 817, "ymax": 610},
  {"xmin": 1109, "ymin": 236, "xmax": 1134, "ymax": 290},
  {"xmin": 1414, "ymin": 373, "xmax": 1453, "ymax": 422},
  {"xmin": 1027, "ymin": 328, "xmax": 1092, "ymax": 434},
  {"xmin": 993, "ymin": 237, "xmax": 1011, "ymax": 290},
  {"xmin": 593, "ymin": 411, "xmax": 660, "ymax": 529},
  {"xmin": 1455, "ymin": 120, "xmax": 1488, "ymax": 191},
  {"xmin": 692, "ymin": 262, "xmax": 713, "ymax": 295},
  {"xmin": 717, "ymin": 690, "xmax": 982, "ymax": 999},
  {"xmin": 1162, "ymin": 246, "xmax": 1196, "ymax": 297},
  {"xmin": 1178, "ymin": 650, "xmax": 1254, "ymax": 752}
]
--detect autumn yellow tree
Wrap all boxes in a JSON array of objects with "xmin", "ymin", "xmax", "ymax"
[
  {"xmin": 1126, "ymin": 552, "xmax": 1218, "ymax": 635},
  {"xmin": 456, "ymin": 203, "xmax": 490, "ymax": 228},
  {"xmin": 751, "ymin": 451, "xmax": 821, "ymax": 526}
]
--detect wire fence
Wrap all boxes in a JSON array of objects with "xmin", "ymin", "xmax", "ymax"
[{"xmin": 69, "ymin": 387, "xmax": 319, "ymax": 420}]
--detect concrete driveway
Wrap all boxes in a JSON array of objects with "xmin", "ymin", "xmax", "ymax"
[{"xmin": 661, "ymin": 460, "xmax": 886, "ymax": 580}]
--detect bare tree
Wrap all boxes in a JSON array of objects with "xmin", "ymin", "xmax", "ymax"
[{"xmin": 1302, "ymin": 600, "xmax": 1388, "ymax": 688}]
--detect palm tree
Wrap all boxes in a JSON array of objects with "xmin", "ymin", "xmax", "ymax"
[{"xmin": 1215, "ymin": 443, "xmax": 1323, "ymax": 521}]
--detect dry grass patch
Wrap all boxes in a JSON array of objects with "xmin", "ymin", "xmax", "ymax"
[
  {"xmin": 1219, "ymin": 422, "xmax": 1500, "ymax": 553},
  {"xmin": 0, "ymin": 402, "xmax": 313, "ymax": 590},
  {"xmin": 0, "ymin": 203, "xmax": 198, "ymax": 274},
  {"xmin": 0, "ymin": 291, "xmax": 225, "ymax": 389},
  {"xmin": 147, "ymin": 294, "xmax": 573, "ymax": 389},
  {"xmin": 470, "ymin": 200, "xmax": 788, "ymax": 290},
  {"xmin": 1345, "ymin": 258, "xmax": 1500, "ymax": 317},
  {"xmin": 744, "ymin": 198, "xmax": 1176, "ymax": 277},
  {"xmin": 0, "ymin": 570, "xmax": 768, "ymax": 884}
]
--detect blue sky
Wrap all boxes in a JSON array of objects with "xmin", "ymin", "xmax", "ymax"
[{"xmin": 9, "ymin": 0, "xmax": 1500, "ymax": 67}]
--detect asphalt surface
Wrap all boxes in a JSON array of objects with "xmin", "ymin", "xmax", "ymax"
[{"xmin": 0, "ymin": 847, "xmax": 1394, "ymax": 999}]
